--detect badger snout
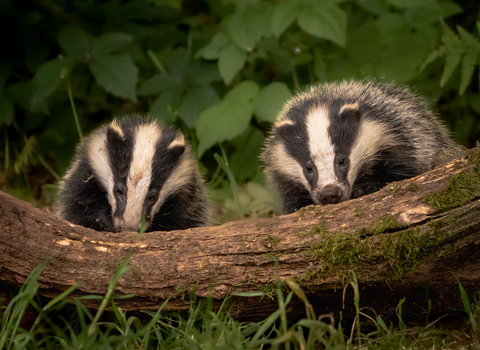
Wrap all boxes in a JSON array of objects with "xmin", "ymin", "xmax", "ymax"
[
  {"xmin": 313, "ymin": 185, "xmax": 343, "ymax": 205},
  {"xmin": 114, "ymin": 218, "xmax": 150, "ymax": 233}
]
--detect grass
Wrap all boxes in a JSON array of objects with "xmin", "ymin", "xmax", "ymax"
[{"xmin": 2, "ymin": 255, "xmax": 480, "ymax": 349}]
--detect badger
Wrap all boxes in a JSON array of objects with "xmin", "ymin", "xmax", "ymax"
[
  {"xmin": 56, "ymin": 116, "xmax": 208, "ymax": 232},
  {"xmin": 262, "ymin": 80, "xmax": 460, "ymax": 214}
]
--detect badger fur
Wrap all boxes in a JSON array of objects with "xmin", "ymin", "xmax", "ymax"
[
  {"xmin": 262, "ymin": 80, "xmax": 460, "ymax": 214},
  {"xmin": 57, "ymin": 116, "xmax": 208, "ymax": 232}
]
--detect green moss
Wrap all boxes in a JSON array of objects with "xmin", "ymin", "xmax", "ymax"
[
  {"xmin": 357, "ymin": 215, "xmax": 404, "ymax": 235},
  {"xmin": 410, "ymin": 182, "xmax": 418, "ymax": 192},
  {"xmin": 354, "ymin": 207, "xmax": 363, "ymax": 216},
  {"xmin": 329, "ymin": 211, "xmax": 336, "ymax": 216},
  {"xmin": 253, "ymin": 269, "xmax": 259, "ymax": 275},
  {"xmin": 304, "ymin": 215, "xmax": 448, "ymax": 284},
  {"xmin": 307, "ymin": 221, "xmax": 327, "ymax": 237},
  {"xmin": 423, "ymin": 154, "xmax": 480, "ymax": 211},
  {"xmin": 264, "ymin": 235, "xmax": 279, "ymax": 249}
]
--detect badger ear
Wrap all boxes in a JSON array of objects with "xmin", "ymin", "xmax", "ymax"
[
  {"xmin": 167, "ymin": 134, "xmax": 186, "ymax": 158},
  {"xmin": 338, "ymin": 102, "xmax": 361, "ymax": 121}
]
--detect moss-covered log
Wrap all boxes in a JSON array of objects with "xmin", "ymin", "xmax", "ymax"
[{"xmin": 1, "ymin": 149, "xmax": 480, "ymax": 321}]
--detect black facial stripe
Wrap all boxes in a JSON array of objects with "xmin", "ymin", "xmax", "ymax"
[
  {"xmin": 148, "ymin": 128, "xmax": 186, "ymax": 215},
  {"xmin": 106, "ymin": 123, "xmax": 135, "ymax": 219},
  {"xmin": 327, "ymin": 100, "xmax": 361, "ymax": 185}
]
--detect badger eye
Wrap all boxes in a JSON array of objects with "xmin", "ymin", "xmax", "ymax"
[
  {"xmin": 305, "ymin": 165, "xmax": 313, "ymax": 173},
  {"xmin": 339, "ymin": 158, "xmax": 348, "ymax": 166},
  {"xmin": 116, "ymin": 188, "xmax": 124, "ymax": 196},
  {"xmin": 148, "ymin": 193, "xmax": 157, "ymax": 202}
]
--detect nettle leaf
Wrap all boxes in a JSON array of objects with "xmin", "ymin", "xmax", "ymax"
[
  {"xmin": 150, "ymin": 88, "xmax": 183, "ymax": 123},
  {"xmin": 218, "ymin": 45, "xmax": 247, "ymax": 85},
  {"xmin": 32, "ymin": 59, "xmax": 62, "ymax": 100},
  {"xmin": 89, "ymin": 53, "xmax": 138, "ymax": 102},
  {"xmin": 0, "ymin": 96, "xmax": 14, "ymax": 126},
  {"xmin": 179, "ymin": 85, "xmax": 220, "ymax": 128},
  {"xmin": 91, "ymin": 32, "xmax": 133, "ymax": 55},
  {"xmin": 195, "ymin": 33, "xmax": 229, "ymax": 60},
  {"xmin": 196, "ymin": 81, "xmax": 259, "ymax": 157},
  {"xmin": 137, "ymin": 74, "xmax": 175, "ymax": 96},
  {"xmin": 271, "ymin": 1, "xmax": 303, "ymax": 38},
  {"xmin": 57, "ymin": 27, "xmax": 92, "ymax": 59},
  {"xmin": 253, "ymin": 82, "xmax": 291, "ymax": 123},
  {"xmin": 297, "ymin": 3, "xmax": 347, "ymax": 47},
  {"xmin": 228, "ymin": 3, "xmax": 272, "ymax": 51},
  {"xmin": 387, "ymin": 0, "xmax": 439, "ymax": 8}
]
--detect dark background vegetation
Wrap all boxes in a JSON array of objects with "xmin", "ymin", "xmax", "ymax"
[{"xmin": 0, "ymin": 0, "xmax": 479, "ymax": 221}]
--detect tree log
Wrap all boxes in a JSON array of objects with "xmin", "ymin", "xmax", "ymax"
[{"xmin": 1, "ymin": 150, "xmax": 480, "ymax": 321}]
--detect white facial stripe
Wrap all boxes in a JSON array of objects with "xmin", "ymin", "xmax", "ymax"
[
  {"xmin": 152, "ymin": 153, "xmax": 195, "ymax": 215},
  {"xmin": 306, "ymin": 107, "xmax": 338, "ymax": 188},
  {"xmin": 168, "ymin": 134, "xmax": 186, "ymax": 148},
  {"xmin": 269, "ymin": 143, "xmax": 309, "ymax": 189},
  {"xmin": 274, "ymin": 119, "xmax": 294, "ymax": 128},
  {"xmin": 109, "ymin": 119, "xmax": 124, "ymax": 138},
  {"xmin": 88, "ymin": 130, "xmax": 116, "ymax": 215},
  {"xmin": 122, "ymin": 124, "xmax": 162, "ymax": 230},
  {"xmin": 348, "ymin": 120, "xmax": 392, "ymax": 185},
  {"xmin": 339, "ymin": 102, "xmax": 359, "ymax": 114}
]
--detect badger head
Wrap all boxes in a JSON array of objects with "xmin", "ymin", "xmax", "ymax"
[
  {"xmin": 81, "ymin": 119, "xmax": 194, "ymax": 232},
  {"xmin": 265, "ymin": 100, "xmax": 392, "ymax": 212}
]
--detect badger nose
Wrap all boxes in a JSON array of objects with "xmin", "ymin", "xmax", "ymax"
[{"xmin": 317, "ymin": 185, "xmax": 342, "ymax": 205}]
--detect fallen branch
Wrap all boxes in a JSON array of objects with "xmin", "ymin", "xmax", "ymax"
[{"xmin": 1, "ymin": 149, "xmax": 479, "ymax": 321}]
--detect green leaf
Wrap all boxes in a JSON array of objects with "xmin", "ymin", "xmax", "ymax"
[
  {"xmin": 149, "ymin": 88, "xmax": 182, "ymax": 123},
  {"xmin": 229, "ymin": 126, "xmax": 265, "ymax": 181},
  {"xmin": 32, "ymin": 59, "xmax": 62, "ymax": 100},
  {"xmin": 218, "ymin": 45, "xmax": 246, "ymax": 85},
  {"xmin": 196, "ymin": 81, "xmax": 259, "ymax": 157},
  {"xmin": 137, "ymin": 74, "xmax": 175, "ymax": 95},
  {"xmin": 271, "ymin": 2, "xmax": 302, "ymax": 38},
  {"xmin": 439, "ymin": 0, "xmax": 463, "ymax": 18},
  {"xmin": 195, "ymin": 33, "xmax": 229, "ymax": 60},
  {"xmin": 167, "ymin": 47, "xmax": 190, "ymax": 77},
  {"xmin": 91, "ymin": 32, "xmax": 133, "ymax": 55},
  {"xmin": 57, "ymin": 27, "xmax": 92, "ymax": 59},
  {"xmin": 356, "ymin": 0, "xmax": 390, "ymax": 15},
  {"xmin": 186, "ymin": 63, "xmax": 221, "ymax": 85},
  {"xmin": 178, "ymin": 85, "xmax": 219, "ymax": 128},
  {"xmin": 253, "ymin": 82, "xmax": 291, "ymax": 122},
  {"xmin": 89, "ymin": 54, "xmax": 138, "ymax": 101},
  {"xmin": 440, "ymin": 47, "xmax": 461, "ymax": 87},
  {"xmin": 227, "ymin": 3, "xmax": 272, "ymax": 51},
  {"xmin": 387, "ymin": 0, "xmax": 439, "ymax": 7},
  {"xmin": 297, "ymin": 4, "xmax": 347, "ymax": 47},
  {"xmin": 0, "ymin": 96, "xmax": 14, "ymax": 126},
  {"xmin": 223, "ymin": 80, "xmax": 259, "ymax": 103},
  {"xmin": 460, "ymin": 51, "xmax": 479, "ymax": 94}
]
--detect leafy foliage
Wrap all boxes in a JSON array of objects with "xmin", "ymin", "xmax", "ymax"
[
  {"xmin": 422, "ymin": 22, "xmax": 480, "ymax": 95},
  {"xmin": 0, "ymin": 0, "xmax": 479, "ymax": 217}
]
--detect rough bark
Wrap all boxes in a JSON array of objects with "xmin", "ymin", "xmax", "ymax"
[{"xmin": 1, "ymin": 151, "xmax": 479, "ymax": 321}]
